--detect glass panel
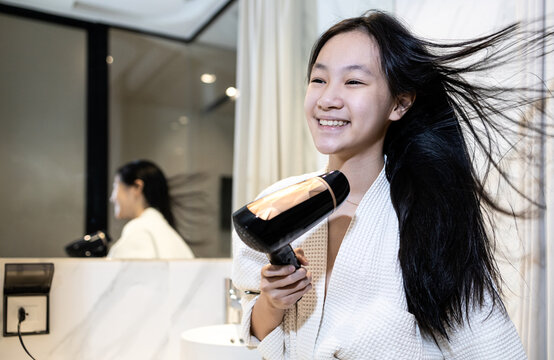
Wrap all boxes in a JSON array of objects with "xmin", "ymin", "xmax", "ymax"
[{"xmin": 0, "ymin": 14, "xmax": 86, "ymax": 257}]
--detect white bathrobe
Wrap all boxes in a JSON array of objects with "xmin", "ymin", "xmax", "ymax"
[
  {"xmin": 232, "ymin": 167, "xmax": 526, "ymax": 360},
  {"xmin": 108, "ymin": 207, "xmax": 194, "ymax": 259}
]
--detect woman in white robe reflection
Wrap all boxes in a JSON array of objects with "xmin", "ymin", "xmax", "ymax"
[{"xmin": 108, "ymin": 160, "xmax": 194, "ymax": 259}]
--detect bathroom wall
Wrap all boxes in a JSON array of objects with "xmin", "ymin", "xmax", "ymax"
[
  {"xmin": 0, "ymin": 258, "xmax": 232, "ymax": 360},
  {"xmin": 0, "ymin": 13, "xmax": 87, "ymax": 258}
]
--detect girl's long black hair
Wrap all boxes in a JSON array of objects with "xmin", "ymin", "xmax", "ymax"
[
  {"xmin": 117, "ymin": 159, "xmax": 176, "ymax": 228},
  {"xmin": 307, "ymin": 11, "xmax": 552, "ymax": 338}
]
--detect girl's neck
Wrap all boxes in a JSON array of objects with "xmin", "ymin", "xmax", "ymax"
[
  {"xmin": 132, "ymin": 197, "xmax": 149, "ymax": 219},
  {"xmin": 328, "ymin": 153, "xmax": 384, "ymax": 203}
]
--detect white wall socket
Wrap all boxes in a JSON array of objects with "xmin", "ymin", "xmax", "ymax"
[{"xmin": 4, "ymin": 295, "xmax": 48, "ymax": 336}]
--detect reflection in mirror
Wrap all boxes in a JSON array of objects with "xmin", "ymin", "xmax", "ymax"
[
  {"xmin": 0, "ymin": 3, "xmax": 237, "ymax": 258},
  {"xmin": 108, "ymin": 26, "xmax": 236, "ymax": 258}
]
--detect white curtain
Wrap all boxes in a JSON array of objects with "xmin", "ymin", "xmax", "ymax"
[
  {"xmin": 232, "ymin": 0, "xmax": 319, "ymax": 210},
  {"xmin": 502, "ymin": 2, "xmax": 553, "ymax": 359},
  {"xmin": 506, "ymin": 82, "xmax": 553, "ymax": 360},
  {"xmin": 546, "ymin": 8, "xmax": 553, "ymax": 351},
  {"xmin": 513, "ymin": 82, "xmax": 553, "ymax": 360}
]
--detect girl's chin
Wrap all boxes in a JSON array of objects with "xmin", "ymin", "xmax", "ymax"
[
  {"xmin": 314, "ymin": 142, "xmax": 343, "ymax": 155},
  {"xmin": 114, "ymin": 211, "xmax": 135, "ymax": 220}
]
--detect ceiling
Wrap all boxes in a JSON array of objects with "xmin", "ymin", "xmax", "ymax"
[
  {"xmin": 109, "ymin": 27, "xmax": 237, "ymax": 114},
  {"xmin": 0, "ymin": 0, "xmax": 238, "ymax": 48},
  {"xmin": 0, "ymin": 0, "xmax": 238, "ymax": 115}
]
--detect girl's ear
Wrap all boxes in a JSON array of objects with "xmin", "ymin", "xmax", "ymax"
[
  {"xmin": 389, "ymin": 92, "xmax": 416, "ymax": 121},
  {"xmin": 133, "ymin": 179, "xmax": 145, "ymax": 194}
]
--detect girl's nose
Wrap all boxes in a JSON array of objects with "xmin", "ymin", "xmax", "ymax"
[{"xmin": 316, "ymin": 85, "xmax": 343, "ymax": 110}]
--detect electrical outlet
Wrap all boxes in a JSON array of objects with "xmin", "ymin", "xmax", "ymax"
[{"xmin": 4, "ymin": 295, "xmax": 49, "ymax": 336}]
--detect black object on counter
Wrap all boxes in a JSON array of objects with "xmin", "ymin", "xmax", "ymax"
[{"xmin": 65, "ymin": 230, "xmax": 111, "ymax": 257}]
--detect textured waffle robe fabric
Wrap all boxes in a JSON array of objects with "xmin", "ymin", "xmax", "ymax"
[{"xmin": 232, "ymin": 166, "xmax": 526, "ymax": 359}]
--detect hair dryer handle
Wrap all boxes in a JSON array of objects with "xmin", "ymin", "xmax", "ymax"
[{"xmin": 268, "ymin": 244, "xmax": 301, "ymax": 269}]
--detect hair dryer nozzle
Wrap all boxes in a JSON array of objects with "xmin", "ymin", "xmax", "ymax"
[{"xmin": 233, "ymin": 170, "xmax": 350, "ymax": 268}]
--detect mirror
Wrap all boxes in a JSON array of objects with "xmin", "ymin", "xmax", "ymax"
[
  {"xmin": 108, "ymin": 27, "xmax": 236, "ymax": 258},
  {"xmin": 0, "ymin": 2, "xmax": 237, "ymax": 258}
]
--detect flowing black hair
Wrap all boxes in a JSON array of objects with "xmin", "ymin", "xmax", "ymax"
[
  {"xmin": 116, "ymin": 159, "xmax": 176, "ymax": 228},
  {"xmin": 307, "ymin": 11, "xmax": 553, "ymax": 338}
]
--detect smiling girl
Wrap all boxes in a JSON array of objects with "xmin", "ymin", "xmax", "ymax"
[{"xmin": 232, "ymin": 10, "xmax": 550, "ymax": 359}]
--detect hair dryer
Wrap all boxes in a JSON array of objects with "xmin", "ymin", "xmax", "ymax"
[
  {"xmin": 232, "ymin": 170, "xmax": 350, "ymax": 269},
  {"xmin": 65, "ymin": 230, "xmax": 112, "ymax": 257}
]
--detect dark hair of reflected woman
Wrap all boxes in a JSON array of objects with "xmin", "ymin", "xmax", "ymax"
[{"xmin": 116, "ymin": 159, "xmax": 176, "ymax": 228}]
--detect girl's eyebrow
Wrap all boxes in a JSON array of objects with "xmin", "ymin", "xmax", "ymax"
[
  {"xmin": 312, "ymin": 62, "xmax": 373, "ymax": 76},
  {"xmin": 312, "ymin": 62, "xmax": 327, "ymax": 71},
  {"xmin": 344, "ymin": 64, "xmax": 373, "ymax": 76}
]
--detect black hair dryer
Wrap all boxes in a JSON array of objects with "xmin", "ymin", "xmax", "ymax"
[
  {"xmin": 232, "ymin": 170, "xmax": 350, "ymax": 269},
  {"xmin": 65, "ymin": 231, "xmax": 112, "ymax": 257}
]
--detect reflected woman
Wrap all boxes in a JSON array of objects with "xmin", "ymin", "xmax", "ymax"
[{"xmin": 107, "ymin": 160, "xmax": 194, "ymax": 259}]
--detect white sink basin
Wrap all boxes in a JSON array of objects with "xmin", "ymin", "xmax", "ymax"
[{"xmin": 181, "ymin": 324, "xmax": 261, "ymax": 359}]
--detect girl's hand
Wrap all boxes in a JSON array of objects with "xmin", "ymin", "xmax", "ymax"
[
  {"xmin": 259, "ymin": 248, "xmax": 312, "ymax": 309},
  {"xmin": 250, "ymin": 248, "xmax": 312, "ymax": 340}
]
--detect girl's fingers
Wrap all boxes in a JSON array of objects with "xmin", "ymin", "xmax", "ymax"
[
  {"xmin": 294, "ymin": 247, "xmax": 309, "ymax": 266},
  {"xmin": 261, "ymin": 267, "xmax": 310, "ymax": 291},
  {"xmin": 258, "ymin": 248, "xmax": 313, "ymax": 309},
  {"xmin": 274, "ymin": 282, "xmax": 313, "ymax": 308},
  {"xmin": 262, "ymin": 263, "xmax": 296, "ymax": 277}
]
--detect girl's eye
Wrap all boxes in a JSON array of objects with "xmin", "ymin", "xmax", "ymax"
[
  {"xmin": 310, "ymin": 78, "xmax": 325, "ymax": 84},
  {"xmin": 346, "ymin": 80, "xmax": 364, "ymax": 85}
]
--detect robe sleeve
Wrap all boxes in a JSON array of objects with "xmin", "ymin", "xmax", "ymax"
[{"xmin": 231, "ymin": 229, "xmax": 287, "ymax": 359}]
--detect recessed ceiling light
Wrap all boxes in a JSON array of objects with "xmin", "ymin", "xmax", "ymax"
[
  {"xmin": 201, "ymin": 73, "xmax": 217, "ymax": 84},
  {"xmin": 225, "ymin": 86, "xmax": 239, "ymax": 99}
]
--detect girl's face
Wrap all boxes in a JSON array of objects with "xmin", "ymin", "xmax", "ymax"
[
  {"xmin": 110, "ymin": 175, "xmax": 140, "ymax": 220},
  {"xmin": 304, "ymin": 30, "xmax": 402, "ymax": 160}
]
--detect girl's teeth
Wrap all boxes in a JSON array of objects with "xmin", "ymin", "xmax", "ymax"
[{"xmin": 319, "ymin": 119, "xmax": 348, "ymax": 126}]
